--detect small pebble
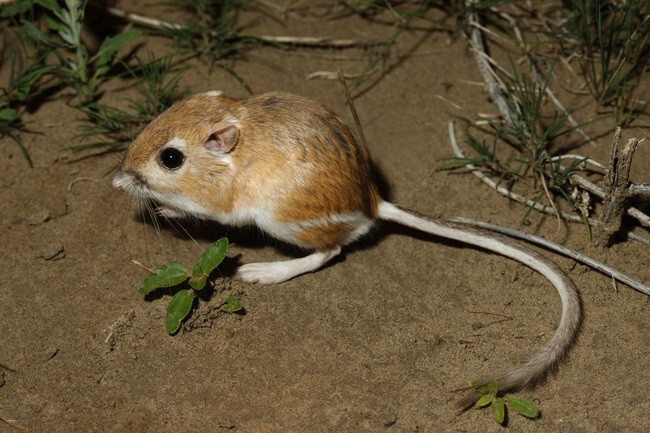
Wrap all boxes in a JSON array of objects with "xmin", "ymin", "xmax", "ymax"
[
  {"xmin": 27, "ymin": 210, "xmax": 51, "ymax": 225},
  {"xmin": 37, "ymin": 244, "xmax": 65, "ymax": 261}
]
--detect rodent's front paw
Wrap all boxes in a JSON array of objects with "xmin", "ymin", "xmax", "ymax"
[{"xmin": 155, "ymin": 206, "xmax": 184, "ymax": 219}]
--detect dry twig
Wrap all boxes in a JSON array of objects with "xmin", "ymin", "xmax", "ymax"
[
  {"xmin": 105, "ymin": 6, "xmax": 383, "ymax": 48},
  {"xmin": 597, "ymin": 128, "xmax": 648, "ymax": 245},
  {"xmin": 337, "ymin": 68, "xmax": 367, "ymax": 149}
]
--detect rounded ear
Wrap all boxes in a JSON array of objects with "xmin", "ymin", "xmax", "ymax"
[{"xmin": 204, "ymin": 117, "xmax": 240, "ymax": 154}]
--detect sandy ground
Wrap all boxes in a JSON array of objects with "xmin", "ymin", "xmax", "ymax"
[{"xmin": 1, "ymin": 2, "xmax": 648, "ymax": 432}]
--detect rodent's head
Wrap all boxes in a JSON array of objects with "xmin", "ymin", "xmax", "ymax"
[{"xmin": 112, "ymin": 90, "xmax": 242, "ymax": 218}]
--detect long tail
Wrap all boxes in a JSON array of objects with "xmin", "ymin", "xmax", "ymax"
[{"xmin": 377, "ymin": 202, "xmax": 581, "ymax": 409}]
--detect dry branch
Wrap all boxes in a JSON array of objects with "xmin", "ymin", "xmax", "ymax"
[
  {"xmin": 597, "ymin": 128, "xmax": 647, "ymax": 245},
  {"xmin": 105, "ymin": 6, "xmax": 383, "ymax": 48}
]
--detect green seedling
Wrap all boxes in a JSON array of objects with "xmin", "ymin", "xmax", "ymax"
[
  {"xmin": 19, "ymin": 0, "xmax": 142, "ymax": 104},
  {"xmin": 471, "ymin": 380, "xmax": 540, "ymax": 426},
  {"xmin": 138, "ymin": 238, "xmax": 242, "ymax": 335}
]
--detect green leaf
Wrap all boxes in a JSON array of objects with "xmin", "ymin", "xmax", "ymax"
[
  {"xmin": 0, "ymin": 108, "xmax": 18, "ymax": 121},
  {"xmin": 486, "ymin": 380, "xmax": 498, "ymax": 395},
  {"xmin": 220, "ymin": 295, "xmax": 243, "ymax": 313},
  {"xmin": 44, "ymin": 14, "xmax": 68, "ymax": 33},
  {"xmin": 139, "ymin": 263, "xmax": 189, "ymax": 294},
  {"xmin": 94, "ymin": 29, "xmax": 142, "ymax": 68},
  {"xmin": 165, "ymin": 289, "xmax": 195, "ymax": 335},
  {"xmin": 470, "ymin": 379, "xmax": 498, "ymax": 395},
  {"xmin": 1, "ymin": 0, "xmax": 33, "ymax": 17},
  {"xmin": 35, "ymin": 0, "xmax": 60, "ymax": 12},
  {"xmin": 491, "ymin": 397, "xmax": 505, "ymax": 425},
  {"xmin": 15, "ymin": 64, "xmax": 57, "ymax": 101},
  {"xmin": 21, "ymin": 21, "xmax": 54, "ymax": 47},
  {"xmin": 193, "ymin": 237, "xmax": 229, "ymax": 279},
  {"xmin": 476, "ymin": 394, "xmax": 493, "ymax": 408},
  {"xmin": 506, "ymin": 397, "xmax": 540, "ymax": 419}
]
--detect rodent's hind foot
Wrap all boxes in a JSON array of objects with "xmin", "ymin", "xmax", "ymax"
[{"xmin": 237, "ymin": 247, "xmax": 342, "ymax": 285}]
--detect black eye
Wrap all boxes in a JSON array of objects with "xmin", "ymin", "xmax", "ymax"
[{"xmin": 160, "ymin": 148, "xmax": 185, "ymax": 170}]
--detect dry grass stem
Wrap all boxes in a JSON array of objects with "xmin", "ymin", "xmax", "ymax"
[
  {"xmin": 106, "ymin": 6, "xmax": 384, "ymax": 48},
  {"xmin": 337, "ymin": 68, "xmax": 367, "ymax": 150},
  {"xmin": 307, "ymin": 69, "xmax": 374, "ymax": 80}
]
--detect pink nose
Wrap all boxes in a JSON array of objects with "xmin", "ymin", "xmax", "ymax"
[{"xmin": 112, "ymin": 170, "xmax": 126, "ymax": 190}]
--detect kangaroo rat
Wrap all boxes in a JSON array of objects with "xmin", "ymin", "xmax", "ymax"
[{"xmin": 113, "ymin": 90, "xmax": 580, "ymax": 407}]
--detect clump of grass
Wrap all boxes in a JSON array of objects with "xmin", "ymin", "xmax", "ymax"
[
  {"xmin": 16, "ymin": 0, "xmax": 142, "ymax": 105},
  {"xmin": 561, "ymin": 0, "xmax": 650, "ymax": 124},
  {"xmin": 162, "ymin": 0, "xmax": 249, "ymax": 61},
  {"xmin": 1, "ymin": 0, "xmax": 146, "ymax": 158},
  {"xmin": 1, "ymin": 4, "xmax": 56, "ymax": 164},
  {"xmin": 0, "ymin": 47, "xmax": 58, "ymax": 166},
  {"xmin": 73, "ymin": 53, "xmax": 185, "ymax": 149},
  {"xmin": 437, "ymin": 59, "xmax": 590, "ymax": 227}
]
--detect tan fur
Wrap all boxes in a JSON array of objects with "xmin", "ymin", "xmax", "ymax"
[
  {"xmin": 295, "ymin": 222, "xmax": 356, "ymax": 249},
  {"xmin": 238, "ymin": 93, "xmax": 379, "ymax": 223},
  {"xmin": 117, "ymin": 91, "xmax": 380, "ymax": 249}
]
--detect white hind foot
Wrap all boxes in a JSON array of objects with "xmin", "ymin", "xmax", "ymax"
[{"xmin": 237, "ymin": 247, "xmax": 342, "ymax": 284}]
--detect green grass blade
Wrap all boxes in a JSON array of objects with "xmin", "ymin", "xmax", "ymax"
[{"xmin": 93, "ymin": 29, "xmax": 143, "ymax": 67}]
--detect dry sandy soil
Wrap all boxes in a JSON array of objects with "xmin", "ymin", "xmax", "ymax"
[{"xmin": 1, "ymin": 2, "xmax": 648, "ymax": 432}]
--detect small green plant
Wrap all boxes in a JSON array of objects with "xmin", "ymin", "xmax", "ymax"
[
  {"xmin": 562, "ymin": 0, "xmax": 650, "ymax": 124},
  {"xmin": 138, "ymin": 238, "xmax": 242, "ymax": 335},
  {"xmin": 163, "ymin": 0, "xmax": 248, "ymax": 61},
  {"xmin": 0, "ymin": 38, "xmax": 56, "ymax": 165},
  {"xmin": 73, "ymin": 53, "xmax": 184, "ymax": 149},
  {"xmin": 471, "ymin": 380, "xmax": 540, "ymax": 425},
  {"xmin": 0, "ymin": 0, "xmax": 144, "ymax": 157},
  {"xmin": 0, "ymin": 57, "xmax": 58, "ymax": 165},
  {"xmin": 436, "ymin": 60, "xmax": 591, "ymax": 227},
  {"xmin": 19, "ymin": 0, "xmax": 141, "ymax": 104}
]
